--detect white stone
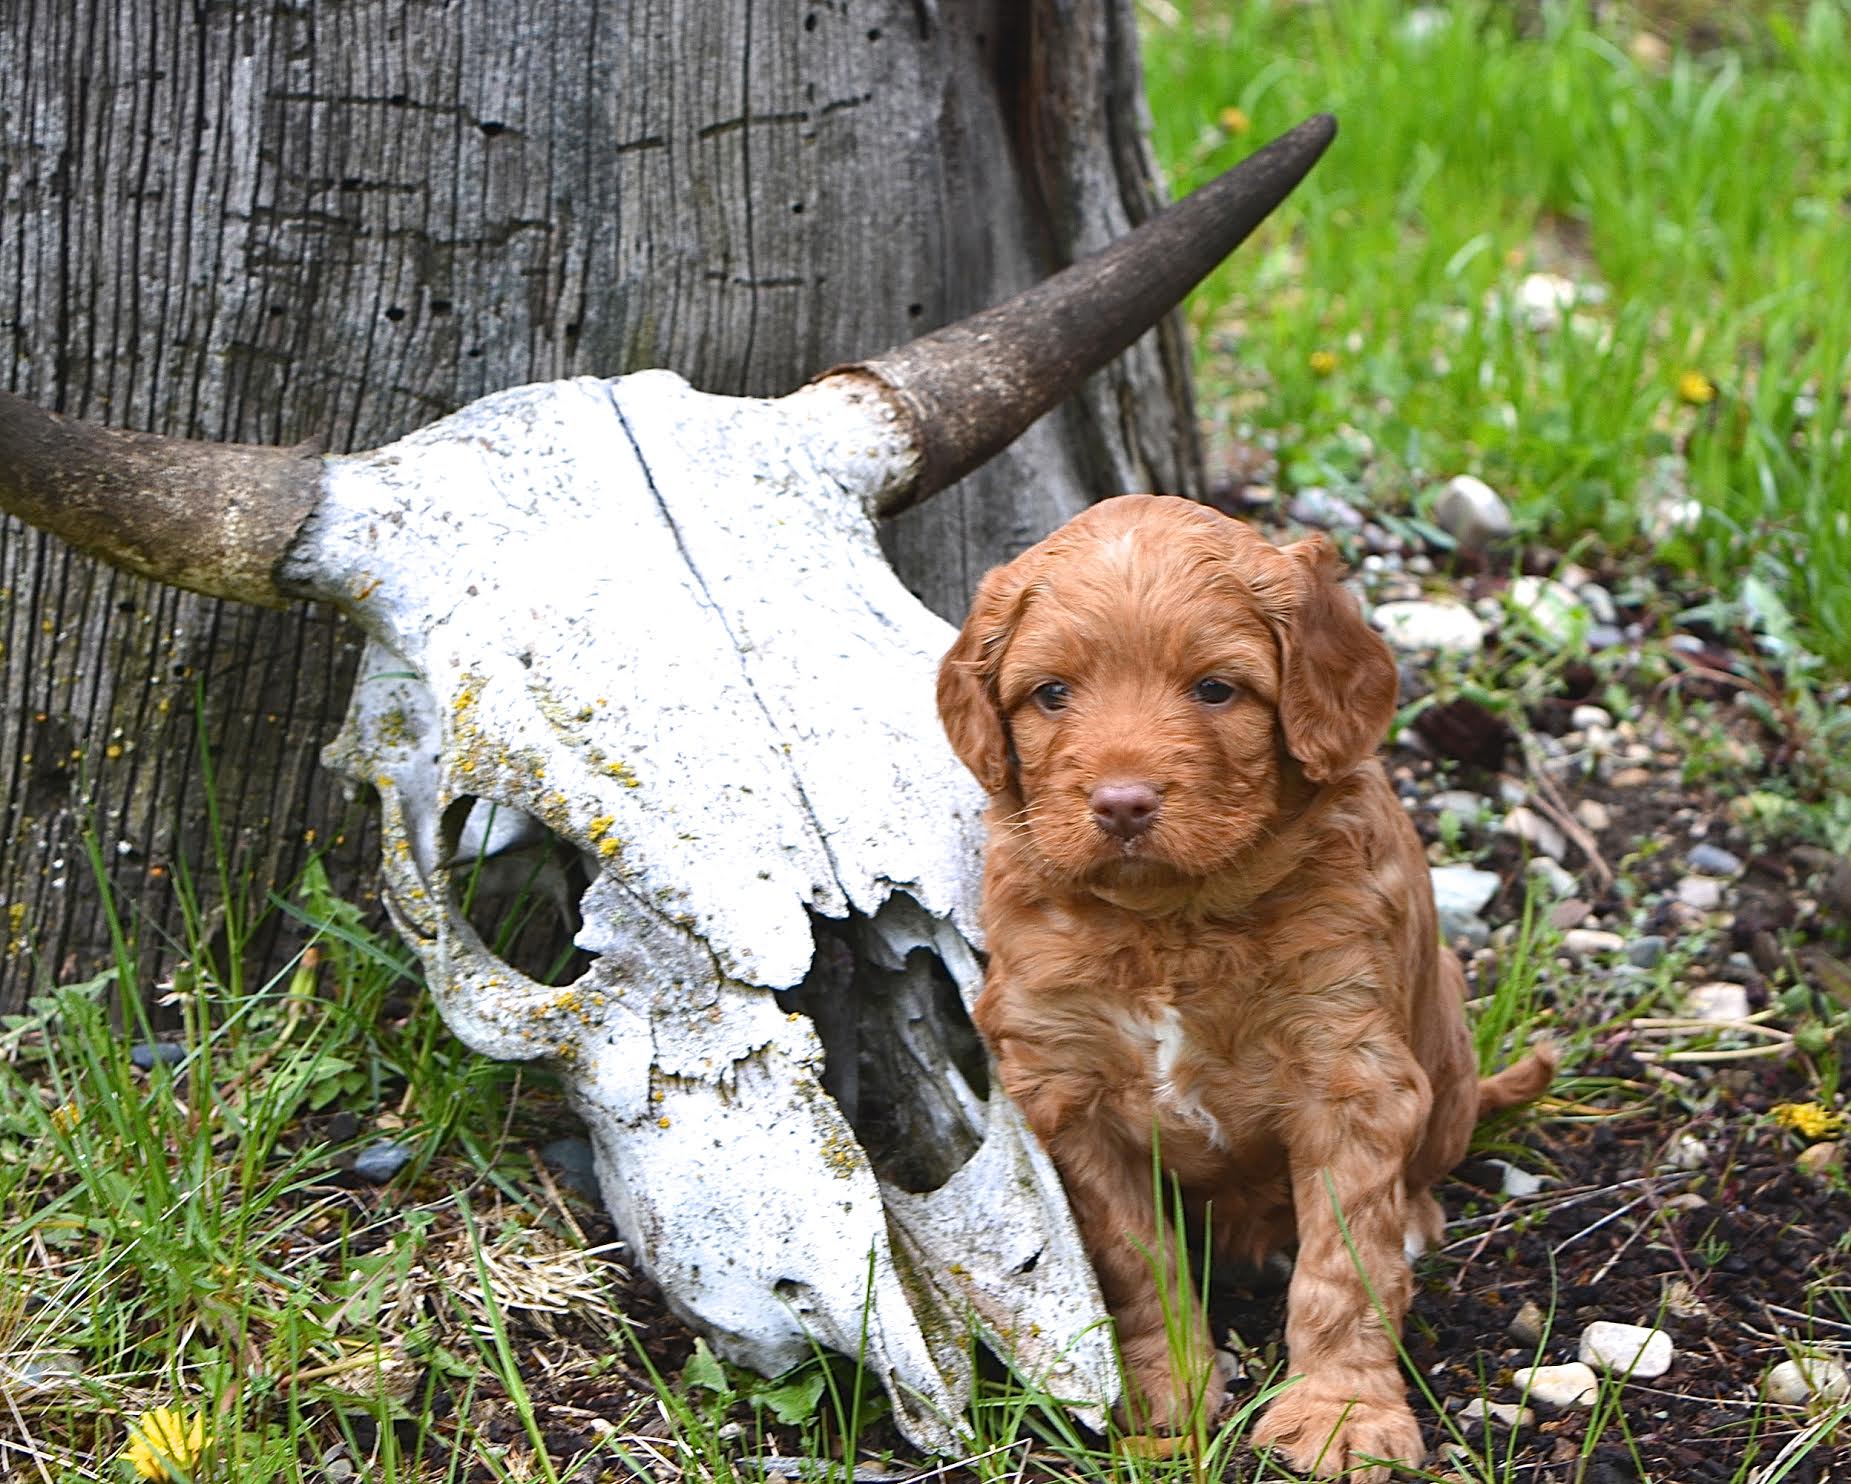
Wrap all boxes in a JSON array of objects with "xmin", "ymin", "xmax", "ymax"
[
  {"xmin": 1527, "ymin": 856, "xmax": 1578, "ymax": 898},
  {"xmin": 1502, "ymin": 805, "xmax": 1567, "ymax": 861},
  {"xmin": 1372, "ymin": 599, "xmax": 1486, "ymax": 656},
  {"xmin": 1574, "ymin": 799, "xmax": 1612, "ymax": 831},
  {"xmin": 1765, "ymin": 1355, "xmax": 1851, "ymax": 1405},
  {"xmin": 1579, "ymin": 1322, "xmax": 1674, "ymax": 1379},
  {"xmin": 1683, "ymin": 982, "xmax": 1750, "ymax": 1022},
  {"xmin": 1432, "ymin": 474, "xmax": 1512, "ymax": 551},
  {"xmin": 1514, "ymin": 1362, "xmax": 1599, "ymax": 1408},
  {"xmin": 1562, "ymin": 928, "xmax": 1624, "ymax": 959},
  {"xmin": 1571, "ymin": 705, "xmax": 1613, "ymax": 730},
  {"xmin": 1430, "ymin": 789, "xmax": 1492, "ymax": 819},
  {"xmin": 1507, "ymin": 576, "xmax": 1589, "ymax": 646},
  {"xmin": 1676, "ymin": 875, "xmax": 1723, "ymax": 911},
  {"xmin": 1457, "ymin": 1398, "xmax": 1535, "ymax": 1431},
  {"xmin": 1665, "ymin": 1133, "xmax": 1708, "ymax": 1172},
  {"xmin": 1512, "ymin": 272, "xmax": 1580, "ymax": 332}
]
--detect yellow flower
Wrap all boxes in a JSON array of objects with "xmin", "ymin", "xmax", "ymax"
[
  {"xmin": 1771, "ymin": 1102, "xmax": 1846, "ymax": 1140},
  {"xmin": 123, "ymin": 1407, "xmax": 207, "ymax": 1481},
  {"xmin": 49, "ymin": 1101, "xmax": 81, "ymax": 1134},
  {"xmin": 1308, "ymin": 349, "xmax": 1339, "ymax": 377},
  {"xmin": 1677, "ymin": 369, "xmax": 1716, "ymax": 405},
  {"xmin": 1217, "ymin": 106, "xmax": 1251, "ymax": 136}
]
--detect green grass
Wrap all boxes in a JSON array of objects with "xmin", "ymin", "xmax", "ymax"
[{"xmin": 1142, "ymin": 0, "xmax": 1851, "ymax": 673}]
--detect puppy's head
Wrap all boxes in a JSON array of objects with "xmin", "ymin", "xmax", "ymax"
[{"xmin": 937, "ymin": 495, "xmax": 1397, "ymax": 883}]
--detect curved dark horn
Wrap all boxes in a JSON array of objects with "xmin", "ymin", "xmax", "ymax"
[
  {"xmin": 0, "ymin": 392, "xmax": 323, "ymax": 606},
  {"xmin": 838, "ymin": 113, "xmax": 1336, "ymax": 517}
]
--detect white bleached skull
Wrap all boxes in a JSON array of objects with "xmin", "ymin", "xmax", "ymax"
[{"xmin": 299, "ymin": 373, "xmax": 1115, "ymax": 1447}]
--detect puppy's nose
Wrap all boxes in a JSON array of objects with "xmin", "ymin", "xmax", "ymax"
[{"xmin": 1089, "ymin": 780, "xmax": 1161, "ymax": 840}]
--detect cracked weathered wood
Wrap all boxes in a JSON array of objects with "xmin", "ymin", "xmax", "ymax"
[{"xmin": 0, "ymin": 0, "xmax": 1198, "ymax": 1009}]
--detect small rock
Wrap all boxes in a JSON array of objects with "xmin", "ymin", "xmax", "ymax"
[
  {"xmin": 1609, "ymin": 766, "xmax": 1655, "ymax": 788},
  {"xmin": 1664, "ymin": 1133, "xmax": 1708, "ymax": 1172},
  {"xmin": 1764, "ymin": 1355, "xmax": 1851, "ymax": 1406},
  {"xmin": 1548, "ymin": 898, "xmax": 1591, "ymax": 931},
  {"xmin": 1574, "ymin": 799, "xmax": 1612, "ymax": 832},
  {"xmin": 1687, "ymin": 843, "xmax": 1743, "ymax": 876},
  {"xmin": 1507, "ymin": 1300, "xmax": 1547, "ymax": 1347},
  {"xmin": 1513, "ymin": 272, "xmax": 1580, "ymax": 333},
  {"xmin": 1586, "ymin": 623, "xmax": 1626, "ymax": 651},
  {"xmin": 1579, "ymin": 1321, "xmax": 1674, "ymax": 1379},
  {"xmin": 1503, "ymin": 805, "xmax": 1567, "ymax": 861},
  {"xmin": 1429, "ymin": 789, "xmax": 1492, "ymax": 819},
  {"xmin": 1527, "ymin": 856, "xmax": 1578, "ymax": 898},
  {"xmin": 352, "ymin": 1140, "xmax": 415, "ymax": 1184},
  {"xmin": 1683, "ymin": 982, "xmax": 1750, "ymax": 1022},
  {"xmin": 1372, "ymin": 599, "xmax": 1486, "ymax": 656},
  {"xmin": 1289, "ymin": 486, "xmax": 1365, "ymax": 530},
  {"xmin": 1432, "ymin": 474, "xmax": 1512, "ymax": 551},
  {"xmin": 1431, "ymin": 864, "xmax": 1500, "ymax": 918},
  {"xmin": 1675, "ymin": 875, "xmax": 1723, "ymax": 911},
  {"xmin": 128, "ymin": 1042, "xmax": 185, "ymax": 1070},
  {"xmin": 1507, "ymin": 576, "xmax": 1589, "ymax": 646},
  {"xmin": 1514, "ymin": 1362, "xmax": 1599, "ymax": 1408},
  {"xmin": 1578, "ymin": 584, "xmax": 1619, "ymax": 626},
  {"xmin": 1797, "ymin": 1142, "xmax": 1843, "ymax": 1179},
  {"xmin": 1626, "ymin": 935, "xmax": 1667, "ymax": 969},
  {"xmin": 1562, "ymin": 928, "xmax": 1624, "ymax": 960},
  {"xmin": 1570, "ymin": 704, "xmax": 1613, "ymax": 731},
  {"xmin": 1457, "ymin": 1397, "xmax": 1535, "ymax": 1433},
  {"xmin": 1665, "ymin": 1192, "xmax": 1709, "ymax": 1213}
]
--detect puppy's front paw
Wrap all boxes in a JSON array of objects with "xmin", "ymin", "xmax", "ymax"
[{"xmin": 1252, "ymin": 1385, "xmax": 1423, "ymax": 1481}]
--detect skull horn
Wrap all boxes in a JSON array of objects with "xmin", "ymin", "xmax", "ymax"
[
  {"xmin": 837, "ymin": 113, "xmax": 1337, "ymax": 516},
  {"xmin": 0, "ymin": 394, "xmax": 324, "ymax": 607}
]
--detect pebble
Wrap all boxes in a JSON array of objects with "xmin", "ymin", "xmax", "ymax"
[
  {"xmin": 129, "ymin": 1042, "xmax": 185, "ymax": 1070},
  {"xmin": 1372, "ymin": 599, "xmax": 1486, "ymax": 656},
  {"xmin": 1687, "ymin": 843, "xmax": 1743, "ymax": 876},
  {"xmin": 1664, "ymin": 1133, "xmax": 1708, "ymax": 1172},
  {"xmin": 1548, "ymin": 898, "xmax": 1591, "ymax": 930},
  {"xmin": 1578, "ymin": 584, "xmax": 1619, "ymax": 626},
  {"xmin": 1432, "ymin": 474, "xmax": 1512, "ymax": 551},
  {"xmin": 1457, "ymin": 1398, "xmax": 1535, "ymax": 1432},
  {"xmin": 1571, "ymin": 704, "xmax": 1613, "ymax": 731},
  {"xmin": 1562, "ymin": 928, "xmax": 1624, "ymax": 959},
  {"xmin": 1289, "ymin": 486, "xmax": 1365, "ymax": 529},
  {"xmin": 352, "ymin": 1140, "xmax": 415, "ymax": 1184},
  {"xmin": 1503, "ymin": 805, "xmax": 1567, "ymax": 861},
  {"xmin": 1431, "ymin": 864, "xmax": 1501, "ymax": 918},
  {"xmin": 1574, "ymin": 799, "xmax": 1612, "ymax": 831},
  {"xmin": 1586, "ymin": 623, "xmax": 1627, "ymax": 651},
  {"xmin": 1797, "ymin": 1142, "xmax": 1843, "ymax": 1178},
  {"xmin": 1429, "ymin": 789, "xmax": 1492, "ymax": 819},
  {"xmin": 1627, "ymin": 935, "xmax": 1667, "ymax": 969},
  {"xmin": 1514, "ymin": 1362, "xmax": 1599, "ymax": 1408},
  {"xmin": 1527, "ymin": 857, "xmax": 1578, "ymax": 898},
  {"xmin": 1507, "ymin": 1300, "xmax": 1546, "ymax": 1347},
  {"xmin": 1609, "ymin": 766, "xmax": 1655, "ymax": 788},
  {"xmin": 1764, "ymin": 1355, "xmax": 1851, "ymax": 1405},
  {"xmin": 1675, "ymin": 875, "xmax": 1723, "ymax": 911},
  {"xmin": 1514, "ymin": 272, "xmax": 1581, "ymax": 332},
  {"xmin": 1507, "ymin": 576, "xmax": 1589, "ymax": 646},
  {"xmin": 1579, "ymin": 1321, "xmax": 1674, "ymax": 1379},
  {"xmin": 1683, "ymin": 982, "xmax": 1750, "ymax": 1021}
]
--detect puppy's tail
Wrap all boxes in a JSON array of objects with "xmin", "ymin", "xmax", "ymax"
[{"xmin": 1476, "ymin": 1038, "xmax": 1559, "ymax": 1119}]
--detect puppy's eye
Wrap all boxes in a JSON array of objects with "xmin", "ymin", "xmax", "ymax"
[
  {"xmin": 1032, "ymin": 681, "xmax": 1071, "ymax": 714},
  {"xmin": 1193, "ymin": 677, "xmax": 1237, "ymax": 707}
]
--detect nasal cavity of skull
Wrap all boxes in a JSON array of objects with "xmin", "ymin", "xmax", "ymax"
[
  {"xmin": 777, "ymin": 910, "xmax": 990, "ymax": 1195},
  {"xmin": 439, "ymin": 794, "xmax": 593, "ymax": 984}
]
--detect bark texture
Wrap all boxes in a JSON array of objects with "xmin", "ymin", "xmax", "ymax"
[{"xmin": 0, "ymin": 0, "xmax": 1200, "ymax": 1011}]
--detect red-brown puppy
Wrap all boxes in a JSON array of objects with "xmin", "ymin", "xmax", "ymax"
[{"xmin": 937, "ymin": 495, "xmax": 1554, "ymax": 1479}]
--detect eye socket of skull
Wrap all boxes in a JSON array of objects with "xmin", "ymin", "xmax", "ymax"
[
  {"xmin": 439, "ymin": 793, "xmax": 594, "ymax": 985},
  {"xmin": 779, "ymin": 903, "xmax": 991, "ymax": 1196}
]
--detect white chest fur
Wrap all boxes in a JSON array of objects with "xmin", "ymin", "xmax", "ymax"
[{"xmin": 1113, "ymin": 1003, "xmax": 1226, "ymax": 1148}]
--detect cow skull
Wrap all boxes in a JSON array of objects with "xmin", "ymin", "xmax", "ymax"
[{"xmin": 0, "ymin": 118, "xmax": 1333, "ymax": 1449}]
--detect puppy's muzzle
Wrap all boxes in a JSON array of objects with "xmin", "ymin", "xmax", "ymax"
[{"xmin": 1089, "ymin": 779, "xmax": 1162, "ymax": 840}]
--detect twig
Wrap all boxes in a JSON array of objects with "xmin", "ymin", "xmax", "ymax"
[
  {"xmin": 1520, "ymin": 734, "xmax": 1613, "ymax": 888},
  {"xmin": 1549, "ymin": 1192, "xmax": 1654, "ymax": 1259}
]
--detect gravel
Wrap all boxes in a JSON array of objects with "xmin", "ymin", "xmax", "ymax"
[
  {"xmin": 1579, "ymin": 1321, "xmax": 1675, "ymax": 1379},
  {"xmin": 1513, "ymin": 1362, "xmax": 1599, "ymax": 1408}
]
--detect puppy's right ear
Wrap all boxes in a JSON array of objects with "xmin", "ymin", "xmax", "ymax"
[{"xmin": 937, "ymin": 562, "xmax": 1029, "ymax": 796}]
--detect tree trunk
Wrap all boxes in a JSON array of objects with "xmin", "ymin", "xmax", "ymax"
[{"xmin": 0, "ymin": 0, "xmax": 1200, "ymax": 1012}]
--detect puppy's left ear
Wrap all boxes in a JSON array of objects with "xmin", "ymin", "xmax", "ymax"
[{"xmin": 1276, "ymin": 534, "xmax": 1399, "ymax": 782}]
